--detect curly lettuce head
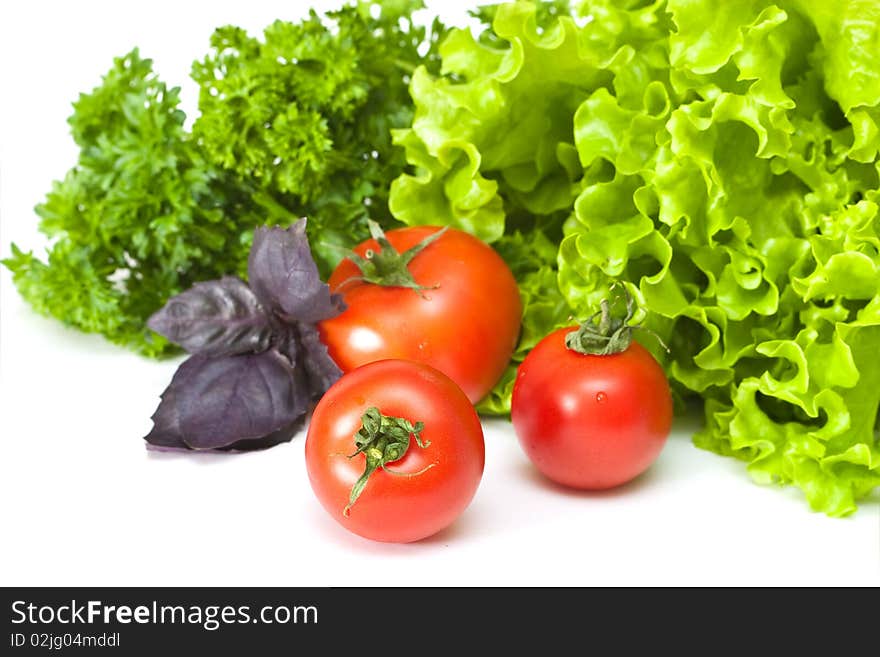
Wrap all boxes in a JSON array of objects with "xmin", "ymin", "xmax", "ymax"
[{"xmin": 389, "ymin": 0, "xmax": 880, "ymax": 515}]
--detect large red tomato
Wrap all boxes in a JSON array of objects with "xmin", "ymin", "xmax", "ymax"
[
  {"xmin": 305, "ymin": 359, "xmax": 485, "ymax": 543},
  {"xmin": 317, "ymin": 224, "xmax": 521, "ymax": 404},
  {"xmin": 511, "ymin": 325, "xmax": 672, "ymax": 490}
]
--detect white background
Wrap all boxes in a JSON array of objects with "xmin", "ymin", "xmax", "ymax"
[{"xmin": 1, "ymin": 0, "xmax": 877, "ymax": 587}]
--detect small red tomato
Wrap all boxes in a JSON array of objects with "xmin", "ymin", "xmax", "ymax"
[
  {"xmin": 318, "ymin": 222, "xmax": 522, "ymax": 404},
  {"xmin": 305, "ymin": 359, "xmax": 485, "ymax": 543},
  {"xmin": 511, "ymin": 296, "xmax": 672, "ymax": 490}
]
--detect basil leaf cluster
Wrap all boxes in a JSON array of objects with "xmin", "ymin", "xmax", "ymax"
[{"xmin": 145, "ymin": 220, "xmax": 344, "ymax": 451}]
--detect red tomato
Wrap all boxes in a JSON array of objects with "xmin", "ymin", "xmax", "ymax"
[
  {"xmin": 511, "ymin": 327, "xmax": 672, "ymax": 489},
  {"xmin": 318, "ymin": 226, "xmax": 522, "ymax": 404},
  {"xmin": 305, "ymin": 359, "xmax": 485, "ymax": 543}
]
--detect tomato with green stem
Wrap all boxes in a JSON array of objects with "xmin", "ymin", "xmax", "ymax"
[
  {"xmin": 317, "ymin": 221, "xmax": 522, "ymax": 404},
  {"xmin": 511, "ymin": 289, "xmax": 672, "ymax": 490},
  {"xmin": 305, "ymin": 359, "xmax": 485, "ymax": 543}
]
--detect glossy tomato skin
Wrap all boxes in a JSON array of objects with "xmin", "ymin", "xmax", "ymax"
[
  {"xmin": 317, "ymin": 226, "xmax": 522, "ymax": 404},
  {"xmin": 305, "ymin": 359, "xmax": 485, "ymax": 543},
  {"xmin": 511, "ymin": 327, "xmax": 672, "ymax": 490}
]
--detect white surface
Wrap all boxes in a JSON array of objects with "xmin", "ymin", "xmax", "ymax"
[{"xmin": 1, "ymin": 0, "xmax": 878, "ymax": 588}]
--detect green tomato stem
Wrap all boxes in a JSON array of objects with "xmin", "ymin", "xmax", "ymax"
[
  {"xmin": 565, "ymin": 284, "xmax": 669, "ymax": 356},
  {"xmin": 343, "ymin": 407, "xmax": 431, "ymax": 517},
  {"xmin": 336, "ymin": 220, "xmax": 447, "ymax": 297},
  {"xmin": 564, "ymin": 285, "xmax": 637, "ymax": 356}
]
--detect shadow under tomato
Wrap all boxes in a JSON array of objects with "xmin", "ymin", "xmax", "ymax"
[
  {"xmin": 515, "ymin": 459, "xmax": 664, "ymax": 499},
  {"xmin": 417, "ymin": 512, "xmax": 479, "ymax": 547},
  {"xmin": 303, "ymin": 500, "xmax": 433, "ymax": 554}
]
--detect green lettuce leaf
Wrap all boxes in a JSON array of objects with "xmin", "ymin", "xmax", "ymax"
[{"xmin": 389, "ymin": 0, "xmax": 880, "ymax": 515}]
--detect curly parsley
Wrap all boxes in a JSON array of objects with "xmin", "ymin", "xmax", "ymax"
[{"xmin": 4, "ymin": 1, "xmax": 448, "ymax": 357}]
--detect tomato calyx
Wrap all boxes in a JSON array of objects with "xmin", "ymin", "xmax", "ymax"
[
  {"xmin": 566, "ymin": 286, "xmax": 669, "ymax": 356},
  {"xmin": 337, "ymin": 220, "xmax": 447, "ymax": 297},
  {"xmin": 343, "ymin": 406, "xmax": 434, "ymax": 516},
  {"xmin": 565, "ymin": 286, "xmax": 639, "ymax": 356}
]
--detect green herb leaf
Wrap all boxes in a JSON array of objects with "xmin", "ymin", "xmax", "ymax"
[{"xmin": 4, "ymin": 2, "xmax": 452, "ymax": 356}]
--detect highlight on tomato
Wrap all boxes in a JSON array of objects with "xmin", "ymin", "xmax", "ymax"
[
  {"xmin": 511, "ymin": 287, "xmax": 672, "ymax": 490},
  {"xmin": 317, "ymin": 221, "xmax": 522, "ymax": 404},
  {"xmin": 305, "ymin": 359, "xmax": 485, "ymax": 543}
]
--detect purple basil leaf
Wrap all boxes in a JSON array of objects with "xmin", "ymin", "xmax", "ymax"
[
  {"xmin": 143, "ymin": 351, "xmax": 309, "ymax": 451},
  {"xmin": 248, "ymin": 220, "xmax": 345, "ymax": 324},
  {"xmin": 143, "ymin": 385, "xmax": 188, "ymax": 450},
  {"xmin": 147, "ymin": 276, "xmax": 273, "ymax": 356},
  {"xmin": 275, "ymin": 327, "xmax": 298, "ymax": 365},
  {"xmin": 144, "ymin": 220, "xmax": 345, "ymax": 454},
  {"xmin": 298, "ymin": 325, "xmax": 343, "ymax": 392},
  {"xmin": 177, "ymin": 350, "xmax": 308, "ymax": 450},
  {"xmin": 220, "ymin": 417, "xmax": 306, "ymax": 452},
  {"xmin": 144, "ymin": 354, "xmax": 211, "ymax": 449},
  {"xmin": 273, "ymin": 324, "xmax": 341, "ymax": 395}
]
